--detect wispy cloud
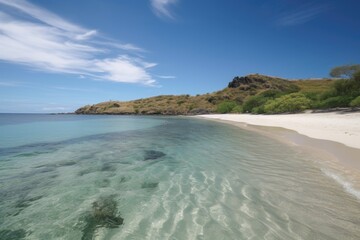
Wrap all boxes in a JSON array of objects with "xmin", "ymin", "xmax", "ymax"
[
  {"xmin": 276, "ymin": 4, "xmax": 327, "ymax": 26},
  {"xmin": 0, "ymin": 81, "xmax": 25, "ymax": 87},
  {"xmin": 150, "ymin": 0, "xmax": 177, "ymax": 19},
  {"xmin": 157, "ymin": 75, "xmax": 176, "ymax": 79},
  {"xmin": 53, "ymin": 86, "xmax": 97, "ymax": 92},
  {"xmin": 42, "ymin": 106, "xmax": 66, "ymax": 111},
  {"xmin": 0, "ymin": 0, "xmax": 158, "ymax": 85}
]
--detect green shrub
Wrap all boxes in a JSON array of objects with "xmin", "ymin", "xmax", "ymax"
[
  {"xmin": 332, "ymin": 79, "xmax": 360, "ymax": 97},
  {"xmin": 242, "ymin": 95, "xmax": 269, "ymax": 113},
  {"xmin": 217, "ymin": 101, "xmax": 237, "ymax": 113},
  {"xmin": 319, "ymin": 89, "xmax": 337, "ymax": 100},
  {"xmin": 258, "ymin": 89, "xmax": 283, "ymax": 98},
  {"xmin": 263, "ymin": 93, "xmax": 311, "ymax": 114},
  {"xmin": 251, "ymin": 106, "xmax": 266, "ymax": 114},
  {"xmin": 302, "ymin": 91, "xmax": 322, "ymax": 101},
  {"xmin": 231, "ymin": 105, "xmax": 243, "ymax": 113},
  {"xmin": 242, "ymin": 90, "xmax": 286, "ymax": 113},
  {"xmin": 317, "ymin": 96, "xmax": 353, "ymax": 108},
  {"xmin": 350, "ymin": 96, "xmax": 360, "ymax": 107},
  {"xmin": 284, "ymin": 84, "xmax": 301, "ymax": 94}
]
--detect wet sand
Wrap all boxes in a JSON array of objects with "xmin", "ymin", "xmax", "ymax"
[{"xmin": 196, "ymin": 113, "xmax": 360, "ymax": 200}]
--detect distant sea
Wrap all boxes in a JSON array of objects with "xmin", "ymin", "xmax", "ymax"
[{"xmin": 0, "ymin": 114, "xmax": 359, "ymax": 239}]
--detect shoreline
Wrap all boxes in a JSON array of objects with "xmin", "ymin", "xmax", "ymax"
[
  {"xmin": 196, "ymin": 112, "xmax": 360, "ymax": 149},
  {"xmin": 195, "ymin": 112, "xmax": 360, "ymax": 200}
]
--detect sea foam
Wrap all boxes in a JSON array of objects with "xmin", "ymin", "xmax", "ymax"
[{"xmin": 322, "ymin": 168, "xmax": 360, "ymax": 201}]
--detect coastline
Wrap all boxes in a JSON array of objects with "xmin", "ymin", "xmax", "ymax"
[
  {"xmin": 195, "ymin": 112, "xmax": 360, "ymax": 200},
  {"xmin": 196, "ymin": 112, "xmax": 360, "ymax": 149}
]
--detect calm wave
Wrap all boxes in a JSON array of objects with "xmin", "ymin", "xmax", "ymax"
[{"xmin": 0, "ymin": 114, "xmax": 359, "ymax": 240}]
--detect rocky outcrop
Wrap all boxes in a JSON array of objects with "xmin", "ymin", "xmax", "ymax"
[{"xmin": 228, "ymin": 75, "xmax": 266, "ymax": 88}]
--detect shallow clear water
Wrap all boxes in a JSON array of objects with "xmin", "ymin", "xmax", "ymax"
[{"xmin": 0, "ymin": 114, "xmax": 359, "ymax": 240}]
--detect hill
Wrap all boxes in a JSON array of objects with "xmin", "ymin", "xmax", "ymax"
[{"xmin": 75, "ymin": 74, "xmax": 338, "ymax": 115}]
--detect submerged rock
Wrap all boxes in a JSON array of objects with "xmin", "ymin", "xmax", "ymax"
[
  {"xmin": 95, "ymin": 179, "xmax": 110, "ymax": 188},
  {"xmin": 141, "ymin": 182, "xmax": 159, "ymax": 189},
  {"xmin": 13, "ymin": 195, "xmax": 43, "ymax": 216},
  {"xmin": 119, "ymin": 176, "xmax": 129, "ymax": 183},
  {"xmin": 0, "ymin": 229, "xmax": 26, "ymax": 239},
  {"xmin": 57, "ymin": 161, "xmax": 77, "ymax": 167},
  {"xmin": 81, "ymin": 196, "xmax": 124, "ymax": 240},
  {"xmin": 78, "ymin": 168, "xmax": 96, "ymax": 176},
  {"xmin": 100, "ymin": 163, "xmax": 116, "ymax": 172},
  {"xmin": 143, "ymin": 150, "xmax": 166, "ymax": 161}
]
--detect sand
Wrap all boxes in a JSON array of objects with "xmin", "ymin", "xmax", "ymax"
[
  {"xmin": 197, "ymin": 112, "xmax": 360, "ymax": 150},
  {"xmin": 196, "ymin": 112, "xmax": 360, "ymax": 199}
]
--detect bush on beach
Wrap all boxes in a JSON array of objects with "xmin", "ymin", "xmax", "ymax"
[
  {"xmin": 263, "ymin": 93, "xmax": 311, "ymax": 114},
  {"xmin": 350, "ymin": 96, "xmax": 360, "ymax": 107},
  {"xmin": 217, "ymin": 101, "xmax": 238, "ymax": 113}
]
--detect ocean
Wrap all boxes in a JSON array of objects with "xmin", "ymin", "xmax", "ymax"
[{"xmin": 0, "ymin": 114, "xmax": 359, "ymax": 240}]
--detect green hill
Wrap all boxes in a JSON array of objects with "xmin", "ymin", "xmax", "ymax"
[{"xmin": 75, "ymin": 74, "xmax": 340, "ymax": 115}]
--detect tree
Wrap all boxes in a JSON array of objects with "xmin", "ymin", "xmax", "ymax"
[{"xmin": 330, "ymin": 64, "xmax": 360, "ymax": 78}]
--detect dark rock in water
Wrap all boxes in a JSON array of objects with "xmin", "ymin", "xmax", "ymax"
[
  {"xmin": 95, "ymin": 179, "xmax": 110, "ymax": 188},
  {"xmin": 141, "ymin": 182, "xmax": 159, "ymax": 189},
  {"xmin": 78, "ymin": 168, "xmax": 96, "ymax": 176},
  {"xmin": 13, "ymin": 195, "xmax": 43, "ymax": 216},
  {"xmin": 15, "ymin": 151, "xmax": 43, "ymax": 157},
  {"xmin": 81, "ymin": 196, "xmax": 124, "ymax": 240},
  {"xmin": 143, "ymin": 150, "xmax": 166, "ymax": 161},
  {"xmin": 119, "ymin": 176, "xmax": 129, "ymax": 183},
  {"xmin": 100, "ymin": 163, "xmax": 116, "ymax": 172},
  {"xmin": 35, "ymin": 161, "xmax": 77, "ymax": 169},
  {"xmin": 57, "ymin": 161, "xmax": 77, "ymax": 167},
  {"xmin": 15, "ymin": 195, "xmax": 42, "ymax": 209},
  {"xmin": 0, "ymin": 229, "xmax": 26, "ymax": 239}
]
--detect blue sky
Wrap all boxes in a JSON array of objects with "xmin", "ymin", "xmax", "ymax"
[{"xmin": 0, "ymin": 0, "xmax": 359, "ymax": 113}]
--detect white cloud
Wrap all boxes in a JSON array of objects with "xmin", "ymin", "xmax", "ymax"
[
  {"xmin": 150, "ymin": 0, "xmax": 177, "ymax": 19},
  {"xmin": 276, "ymin": 4, "xmax": 327, "ymax": 26},
  {"xmin": 0, "ymin": 0, "xmax": 158, "ymax": 85},
  {"xmin": 94, "ymin": 56, "xmax": 156, "ymax": 85}
]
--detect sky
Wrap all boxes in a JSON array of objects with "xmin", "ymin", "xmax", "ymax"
[{"xmin": 0, "ymin": 0, "xmax": 360, "ymax": 113}]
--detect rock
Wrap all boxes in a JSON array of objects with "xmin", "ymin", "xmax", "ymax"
[
  {"xmin": 0, "ymin": 229, "xmax": 26, "ymax": 239},
  {"xmin": 143, "ymin": 150, "xmax": 166, "ymax": 161},
  {"xmin": 100, "ymin": 163, "xmax": 116, "ymax": 172},
  {"xmin": 188, "ymin": 108, "xmax": 212, "ymax": 115},
  {"xmin": 228, "ymin": 75, "xmax": 266, "ymax": 88},
  {"xmin": 141, "ymin": 182, "xmax": 159, "ymax": 189},
  {"xmin": 81, "ymin": 196, "xmax": 124, "ymax": 240}
]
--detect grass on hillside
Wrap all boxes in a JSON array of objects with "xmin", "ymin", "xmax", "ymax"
[{"xmin": 76, "ymin": 74, "xmax": 360, "ymax": 115}]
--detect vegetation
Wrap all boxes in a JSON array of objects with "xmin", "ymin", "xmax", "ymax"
[
  {"xmin": 263, "ymin": 93, "xmax": 311, "ymax": 114},
  {"xmin": 330, "ymin": 64, "xmax": 360, "ymax": 78},
  {"xmin": 76, "ymin": 66, "xmax": 360, "ymax": 115},
  {"xmin": 217, "ymin": 101, "xmax": 238, "ymax": 113},
  {"xmin": 242, "ymin": 90, "xmax": 284, "ymax": 113},
  {"xmin": 350, "ymin": 96, "xmax": 360, "ymax": 107}
]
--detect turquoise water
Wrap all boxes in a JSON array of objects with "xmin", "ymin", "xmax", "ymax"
[{"xmin": 0, "ymin": 114, "xmax": 359, "ymax": 240}]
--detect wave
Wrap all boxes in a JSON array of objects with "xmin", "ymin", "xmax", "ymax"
[{"xmin": 322, "ymin": 168, "xmax": 360, "ymax": 201}]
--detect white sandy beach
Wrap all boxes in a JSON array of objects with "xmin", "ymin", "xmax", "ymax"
[{"xmin": 197, "ymin": 112, "xmax": 360, "ymax": 150}]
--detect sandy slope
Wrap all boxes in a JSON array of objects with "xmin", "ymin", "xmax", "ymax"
[{"xmin": 197, "ymin": 112, "xmax": 360, "ymax": 149}]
